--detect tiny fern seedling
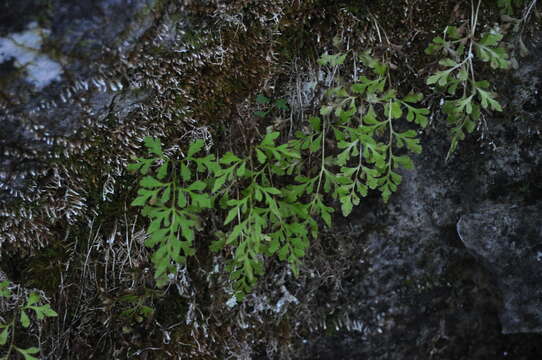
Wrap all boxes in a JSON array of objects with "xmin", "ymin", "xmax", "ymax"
[
  {"xmin": 254, "ymin": 94, "xmax": 289, "ymax": 118},
  {"xmin": 497, "ymin": 0, "xmax": 525, "ymax": 15},
  {"xmin": 0, "ymin": 281, "xmax": 58, "ymax": 360}
]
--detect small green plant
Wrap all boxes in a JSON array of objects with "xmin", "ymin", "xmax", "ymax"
[
  {"xmin": 116, "ymin": 290, "xmax": 156, "ymax": 324},
  {"xmin": 299, "ymin": 50, "xmax": 426, "ymax": 206},
  {"xmin": 0, "ymin": 281, "xmax": 58, "ymax": 360},
  {"xmin": 426, "ymin": 0, "xmax": 510, "ymax": 158},
  {"xmin": 254, "ymin": 94, "xmax": 289, "ymax": 118},
  {"xmin": 129, "ymin": 51, "xmax": 427, "ymax": 299},
  {"xmin": 129, "ymin": 133, "xmax": 311, "ymax": 296},
  {"xmin": 128, "ymin": 137, "xmax": 217, "ymax": 287},
  {"xmin": 211, "ymin": 132, "xmax": 311, "ymax": 294},
  {"xmin": 497, "ymin": 0, "xmax": 525, "ymax": 15}
]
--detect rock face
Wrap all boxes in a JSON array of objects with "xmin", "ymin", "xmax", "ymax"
[
  {"xmin": 1, "ymin": 0, "xmax": 542, "ymax": 359},
  {"xmin": 458, "ymin": 203, "xmax": 542, "ymax": 334},
  {"xmin": 296, "ymin": 37, "xmax": 542, "ymax": 360}
]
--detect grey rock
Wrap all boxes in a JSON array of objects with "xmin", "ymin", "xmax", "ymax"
[{"xmin": 458, "ymin": 203, "xmax": 542, "ymax": 334}]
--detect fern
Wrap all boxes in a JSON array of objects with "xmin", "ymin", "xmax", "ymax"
[
  {"xmin": 210, "ymin": 132, "xmax": 313, "ymax": 297},
  {"xmin": 254, "ymin": 94, "xmax": 289, "ymax": 118},
  {"xmin": 1, "ymin": 281, "xmax": 58, "ymax": 360},
  {"xmin": 129, "ymin": 138, "xmax": 216, "ymax": 286},
  {"xmin": 426, "ymin": 20, "xmax": 510, "ymax": 158},
  {"xmin": 295, "ymin": 50, "xmax": 425, "ymax": 205},
  {"xmin": 129, "ymin": 50, "xmax": 427, "ymax": 299}
]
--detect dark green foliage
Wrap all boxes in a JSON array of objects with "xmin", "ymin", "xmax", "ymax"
[
  {"xmin": 497, "ymin": 0, "xmax": 525, "ymax": 15},
  {"xmin": 254, "ymin": 94, "xmax": 289, "ymax": 118}
]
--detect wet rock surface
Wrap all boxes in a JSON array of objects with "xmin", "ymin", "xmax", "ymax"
[
  {"xmin": 458, "ymin": 203, "xmax": 542, "ymax": 334},
  {"xmin": 1, "ymin": 0, "xmax": 542, "ymax": 359}
]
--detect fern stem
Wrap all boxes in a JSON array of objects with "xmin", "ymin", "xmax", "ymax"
[
  {"xmin": 311, "ymin": 118, "xmax": 327, "ymax": 214},
  {"xmin": 5, "ymin": 317, "xmax": 15, "ymax": 359},
  {"xmin": 387, "ymin": 101, "xmax": 395, "ymax": 173}
]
